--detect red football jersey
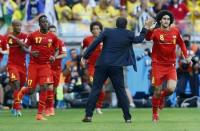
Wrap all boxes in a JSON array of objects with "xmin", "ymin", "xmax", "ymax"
[
  {"xmin": 27, "ymin": 30, "xmax": 59, "ymax": 64},
  {"xmin": 51, "ymin": 39, "xmax": 66, "ymax": 70},
  {"xmin": 0, "ymin": 35, "xmax": 8, "ymax": 61},
  {"xmin": 7, "ymin": 32, "xmax": 28, "ymax": 66},
  {"xmin": 146, "ymin": 27, "xmax": 188, "ymax": 65},
  {"xmin": 82, "ymin": 35, "xmax": 102, "ymax": 65}
]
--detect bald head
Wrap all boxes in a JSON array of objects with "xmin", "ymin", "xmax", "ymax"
[{"xmin": 12, "ymin": 20, "xmax": 22, "ymax": 34}]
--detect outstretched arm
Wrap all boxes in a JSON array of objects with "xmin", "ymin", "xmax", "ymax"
[{"xmin": 132, "ymin": 19, "xmax": 155, "ymax": 43}]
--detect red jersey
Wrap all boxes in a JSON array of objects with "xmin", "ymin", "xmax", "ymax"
[
  {"xmin": 51, "ymin": 39, "xmax": 66, "ymax": 70},
  {"xmin": 0, "ymin": 35, "xmax": 7, "ymax": 61},
  {"xmin": 7, "ymin": 32, "xmax": 28, "ymax": 66},
  {"xmin": 27, "ymin": 30, "xmax": 59, "ymax": 64},
  {"xmin": 146, "ymin": 27, "xmax": 188, "ymax": 65},
  {"xmin": 82, "ymin": 35, "xmax": 102, "ymax": 65}
]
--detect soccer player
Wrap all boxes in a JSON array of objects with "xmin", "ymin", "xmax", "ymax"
[
  {"xmin": 17, "ymin": 15, "xmax": 59, "ymax": 120},
  {"xmin": 145, "ymin": 10, "xmax": 191, "ymax": 122},
  {"xmin": 7, "ymin": 20, "xmax": 28, "ymax": 116},
  {"xmin": 45, "ymin": 25, "xmax": 67, "ymax": 116},
  {"xmin": 82, "ymin": 21, "xmax": 105, "ymax": 114}
]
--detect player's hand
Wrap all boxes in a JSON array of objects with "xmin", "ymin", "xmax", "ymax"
[
  {"xmin": 81, "ymin": 57, "xmax": 86, "ymax": 65},
  {"xmin": 185, "ymin": 56, "xmax": 192, "ymax": 64},
  {"xmin": 31, "ymin": 51, "xmax": 39, "ymax": 57},
  {"xmin": 8, "ymin": 34, "xmax": 16, "ymax": 39},
  {"xmin": 144, "ymin": 19, "xmax": 155, "ymax": 30},
  {"xmin": 49, "ymin": 56, "xmax": 56, "ymax": 63}
]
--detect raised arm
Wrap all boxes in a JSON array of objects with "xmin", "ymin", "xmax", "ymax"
[{"xmin": 132, "ymin": 19, "xmax": 155, "ymax": 43}]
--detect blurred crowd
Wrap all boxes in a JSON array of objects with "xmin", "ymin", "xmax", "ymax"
[{"xmin": 0, "ymin": 0, "xmax": 200, "ymax": 35}]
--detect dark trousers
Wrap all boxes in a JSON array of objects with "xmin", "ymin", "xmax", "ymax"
[{"xmin": 85, "ymin": 65, "xmax": 131, "ymax": 120}]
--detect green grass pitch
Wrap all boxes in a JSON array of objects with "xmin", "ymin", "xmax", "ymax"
[{"xmin": 0, "ymin": 108, "xmax": 200, "ymax": 131}]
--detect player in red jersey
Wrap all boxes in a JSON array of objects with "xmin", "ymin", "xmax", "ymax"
[
  {"xmin": 145, "ymin": 10, "xmax": 191, "ymax": 122},
  {"xmin": 17, "ymin": 15, "xmax": 59, "ymax": 120},
  {"xmin": 82, "ymin": 21, "xmax": 105, "ymax": 114},
  {"xmin": 45, "ymin": 25, "xmax": 67, "ymax": 116},
  {"xmin": 7, "ymin": 20, "xmax": 28, "ymax": 116}
]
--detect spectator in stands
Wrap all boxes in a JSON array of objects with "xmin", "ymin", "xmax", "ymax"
[
  {"xmin": 93, "ymin": 0, "xmax": 119, "ymax": 28},
  {"xmin": 152, "ymin": 0, "xmax": 168, "ymax": 14},
  {"xmin": 119, "ymin": 6, "xmax": 136, "ymax": 30},
  {"xmin": 186, "ymin": 0, "xmax": 200, "ymax": 33},
  {"xmin": 1, "ymin": 0, "xmax": 18, "ymax": 25},
  {"xmin": 12, "ymin": 0, "xmax": 26, "ymax": 21},
  {"xmin": 168, "ymin": 0, "xmax": 190, "ymax": 33},
  {"xmin": 132, "ymin": 0, "xmax": 156, "ymax": 35},
  {"xmin": 55, "ymin": 0, "xmax": 72, "ymax": 23},
  {"xmin": 126, "ymin": 0, "xmax": 139, "ymax": 16},
  {"xmin": 72, "ymin": 0, "xmax": 93, "ymax": 25}
]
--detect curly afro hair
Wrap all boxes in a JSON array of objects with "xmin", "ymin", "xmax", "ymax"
[
  {"xmin": 90, "ymin": 21, "xmax": 103, "ymax": 32},
  {"xmin": 156, "ymin": 10, "xmax": 174, "ymax": 26}
]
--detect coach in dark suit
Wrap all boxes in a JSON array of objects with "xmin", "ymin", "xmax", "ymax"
[{"xmin": 82, "ymin": 17, "xmax": 153, "ymax": 123}]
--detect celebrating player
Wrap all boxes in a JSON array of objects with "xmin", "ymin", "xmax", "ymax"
[
  {"xmin": 45, "ymin": 25, "xmax": 67, "ymax": 116},
  {"xmin": 82, "ymin": 21, "xmax": 105, "ymax": 114},
  {"xmin": 17, "ymin": 15, "xmax": 59, "ymax": 120},
  {"xmin": 7, "ymin": 20, "xmax": 28, "ymax": 116},
  {"xmin": 145, "ymin": 10, "xmax": 191, "ymax": 122}
]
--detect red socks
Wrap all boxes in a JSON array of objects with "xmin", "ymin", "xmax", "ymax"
[
  {"xmin": 152, "ymin": 96, "xmax": 160, "ymax": 114},
  {"xmin": 46, "ymin": 89, "xmax": 54, "ymax": 109},
  {"xmin": 38, "ymin": 90, "xmax": 47, "ymax": 114},
  {"xmin": 96, "ymin": 91, "xmax": 105, "ymax": 108}
]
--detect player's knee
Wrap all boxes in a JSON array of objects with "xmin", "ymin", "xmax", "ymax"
[{"xmin": 152, "ymin": 86, "xmax": 162, "ymax": 97}]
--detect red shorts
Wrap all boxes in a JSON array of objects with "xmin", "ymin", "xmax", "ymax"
[
  {"xmin": 27, "ymin": 63, "xmax": 53, "ymax": 88},
  {"xmin": 151, "ymin": 64, "xmax": 177, "ymax": 86},
  {"xmin": 7, "ymin": 64, "xmax": 26, "ymax": 87},
  {"xmin": 52, "ymin": 69, "xmax": 61, "ymax": 88}
]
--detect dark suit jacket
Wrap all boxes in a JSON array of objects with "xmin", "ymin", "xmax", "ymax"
[{"xmin": 83, "ymin": 28, "xmax": 148, "ymax": 71}]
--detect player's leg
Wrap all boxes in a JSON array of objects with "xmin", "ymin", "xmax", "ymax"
[
  {"xmin": 160, "ymin": 67, "xmax": 177, "ymax": 109},
  {"xmin": 151, "ymin": 64, "xmax": 164, "ymax": 122},
  {"xmin": 88, "ymin": 65, "xmax": 105, "ymax": 114},
  {"xmin": 82, "ymin": 66, "xmax": 108, "ymax": 122},
  {"xmin": 47, "ymin": 70, "xmax": 60, "ymax": 116},
  {"xmin": 13, "ymin": 66, "xmax": 27, "ymax": 116},
  {"xmin": 96, "ymin": 89, "xmax": 105, "ymax": 114},
  {"xmin": 159, "ymin": 80, "xmax": 176, "ymax": 109},
  {"xmin": 152, "ymin": 85, "xmax": 162, "ymax": 122},
  {"xmin": 36, "ymin": 64, "xmax": 53, "ymax": 120},
  {"xmin": 108, "ymin": 66, "xmax": 131, "ymax": 123},
  {"xmin": 45, "ymin": 84, "xmax": 54, "ymax": 116},
  {"xmin": 17, "ymin": 64, "xmax": 37, "ymax": 106},
  {"xmin": 7, "ymin": 66, "xmax": 21, "ymax": 116}
]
